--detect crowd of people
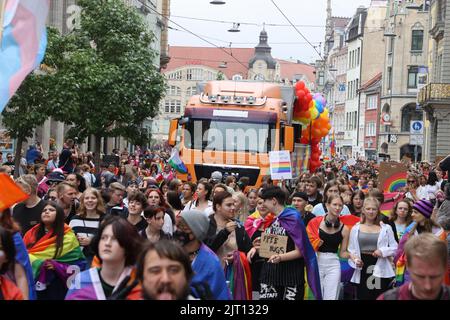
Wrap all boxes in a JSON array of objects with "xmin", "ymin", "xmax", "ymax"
[{"xmin": 0, "ymin": 139, "xmax": 449, "ymax": 301}]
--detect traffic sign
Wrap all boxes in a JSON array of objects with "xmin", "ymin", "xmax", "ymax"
[
  {"xmin": 410, "ymin": 121, "xmax": 424, "ymax": 135},
  {"xmin": 410, "ymin": 134, "xmax": 423, "ymax": 145}
]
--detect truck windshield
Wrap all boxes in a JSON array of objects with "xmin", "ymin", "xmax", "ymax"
[{"xmin": 184, "ymin": 119, "xmax": 275, "ymax": 153}]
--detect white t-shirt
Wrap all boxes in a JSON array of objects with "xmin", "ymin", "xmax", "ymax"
[
  {"xmin": 416, "ymin": 185, "xmax": 429, "ymax": 200},
  {"xmin": 182, "ymin": 200, "xmax": 214, "ymax": 218},
  {"xmin": 312, "ymin": 203, "xmax": 351, "ymax": 216}
]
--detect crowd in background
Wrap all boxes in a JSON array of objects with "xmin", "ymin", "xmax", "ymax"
[{"xmin": 0, "ymin": 138, "xmax": 449, "ymax": 300}]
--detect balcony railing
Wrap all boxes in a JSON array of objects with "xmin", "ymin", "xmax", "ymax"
[{"xmin": 418, "ymin": 83, "xmax": 450, "ymax": 105}]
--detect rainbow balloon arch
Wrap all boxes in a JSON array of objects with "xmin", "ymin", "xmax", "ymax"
[{"xmin": 292, "ymin": 81, "xmax": 332, "ymax": 173}]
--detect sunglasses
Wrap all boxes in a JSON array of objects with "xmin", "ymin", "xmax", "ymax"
[{"xmin": 407, "ymin": 180, "xmax": 416, "ymax": 183}]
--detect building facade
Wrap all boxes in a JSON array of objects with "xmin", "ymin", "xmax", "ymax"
[
  {"xmin": 419, "ymin": 0, "xmax": 450, "ymax": 162},
  {"xmin": 379, "ymin": 0, "xmax": 429, "ymax": 162},
  {"xmin": 344, "ymin": 7, "xmax": 367, "ymax": 158}
]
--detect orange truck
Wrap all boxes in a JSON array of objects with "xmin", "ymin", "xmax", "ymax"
[{"xmin": 168, "ymin": 80, "xmax": 307, "ymax": 188}]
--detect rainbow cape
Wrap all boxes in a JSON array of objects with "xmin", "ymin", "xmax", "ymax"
[
  {"xmin": 306, "ymin": 215, "xmax": 360, "ymax": 291},
  {"xmin": 24, "ymin": 224, "xmax": 86, "ymax": 287},
  {"xmin": 65, "ymin": 267, "xmax": 141, "ymax": 300},
  {"xmin": 244, "ymin": 211, "xmax": 276, "ymax": 239},
  {"xmin": 394, "ymin": 222, "xmax": 447, "ymax": 286},
  {"xmin": 0, "ymin": 0, "xmax": 50, "ymax": 112},
  {"xmin": 224, "ymin": 250, "xmax": 252, "ymax": 300},
  {"xmin": 277, "ymin": 207, "xmax": 322, "ymax": 300}
]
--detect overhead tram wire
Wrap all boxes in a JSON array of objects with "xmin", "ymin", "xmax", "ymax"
[
  {"xmin": 269, "ymin": 0, "xmax": 338, "ymax": 83},
  {"xmin": 169, "ymin": 26, "xmax": 322, "ymax": 46},
  {"xmin": 171, "ymin": 14, "xmax": 325, "ymax": 28},
  {"xmin": 140, "ymin": 3, "xmax": 248, "ymax": 70}
]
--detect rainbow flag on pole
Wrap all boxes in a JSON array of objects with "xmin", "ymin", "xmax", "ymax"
[{"xmin": 0, "ymin": 0, "xmax": 50, "ymax": 113}]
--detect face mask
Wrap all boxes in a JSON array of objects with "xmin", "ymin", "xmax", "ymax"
[{"xmin": 173, "ymin": 230, "xmax": 193, "ymax": 246}]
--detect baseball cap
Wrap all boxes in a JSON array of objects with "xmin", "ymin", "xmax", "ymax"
[
  {"xmin": 210, "ymin": 171, "xmax": 223, "ymax": 183},
  {"xmin": 180, "ymin": 210, "xmax": 209, "ymax": 241},
  {"xmin": 46, "ymin": 171, "xmax": 65, "ymax": 185}
]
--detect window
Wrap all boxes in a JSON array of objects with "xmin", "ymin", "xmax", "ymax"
[
  {"xmin": 164, "ymin": 100, "xmax": 182, "ymax": 114},
  {"xmin": 401, "ymin": 104, "xmax": 423, "ymax": 132},
  {"xmin": 186, "ymin": 86, "xmax": 196, "ymax": 97},
  {"xmin": 168, "ymin": 86, "xmax": 181, "ymax": 96},
  {"xmin": 411, "ymin": 30, "xmax": 423, "ymax": 51},
  {"xmin": 366, "ymin": 122, "xmax": 376, "ymax": 136},
  {"xmin": 186, "ymin": 68, "xmax": 204, "ymax": 81},
  {"xmin": 167, "ymin": 70, "xmax": 182, "ymax": 80},
  {"xmin": 408, "ymin": 66, "xmax": 418, "ymax": 88},
  {"xmin": 387, "ymin": 67, "xmax": 392, "ymax": 90},
  {"xmin": 357, "ymin": 48, "xmax": 360, "ymax": 67},
  {"xmin": 367, "ymin": 95, "xmax": 378, "ymax": 110},
  {"xmin": 318, "ymin": 71, "xmax": 324, "ymax": 85}
]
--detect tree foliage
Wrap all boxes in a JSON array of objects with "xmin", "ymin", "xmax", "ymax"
[{"xmin": 48, "ymin": 0, "xmax": 166, "ymax": 146}]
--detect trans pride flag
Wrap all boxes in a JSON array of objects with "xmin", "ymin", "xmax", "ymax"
[
  {"xmin": 168, "ymin": 148, "xmax": 187, "ymax": 174},
  {"xmin": 0, "ymin": 0, "xmax": 49, "ymax": 112}
]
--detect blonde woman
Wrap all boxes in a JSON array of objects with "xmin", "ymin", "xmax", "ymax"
[
  {"xmin": 233, "ymin": 192, "xmax": 249, "ymax": 223},
  {"xmin": 69, "ymin": 188, "xmax": 106, "ymax": 264},
  {"xmin": 348, "ymin": 197, "xmax": 397, "ymax": 300}
]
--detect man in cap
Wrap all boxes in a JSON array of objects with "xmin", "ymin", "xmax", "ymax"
[
  {"xmin": 210, "ymin": 171, "xmax": 223, "ymax": 185},
  {"xmin": 173, "ymin": 210, "xmax": 230, "ymax": 300}
]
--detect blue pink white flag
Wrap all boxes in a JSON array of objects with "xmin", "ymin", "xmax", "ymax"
[
  {"xmin": 168, "ymin": 148, "xmax": 188, "ymax": 174},
  {"xmin": 0, "ymin": 0, "xmax": 50, "ymax": 112}
]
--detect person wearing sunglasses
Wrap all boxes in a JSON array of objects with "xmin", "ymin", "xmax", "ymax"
[{"xmin": 404, "ymin": 175, "xmax": 420, "ymax": 202}]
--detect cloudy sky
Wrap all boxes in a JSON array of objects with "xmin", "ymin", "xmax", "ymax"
[{"xmin": 168, "ymin": 0, "xmax": 372, "ymax": 63}]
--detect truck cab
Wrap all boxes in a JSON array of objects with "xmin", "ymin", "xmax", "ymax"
[{"xmin": 168, "ymin": 80, "xmax": 297, "ymax": 188}]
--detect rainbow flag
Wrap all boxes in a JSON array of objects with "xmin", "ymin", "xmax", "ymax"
[
  {"xmin": 23, "ymin": 224, "xmax": 86, "ymax": 284},
  {"xmin": 271, "ymin": 161, "xmax": 291, "ymax": 174},
  {"xmin": 224, "ymin": 250, "xmax": 252, "ymax": 300},
  {"xmin": 168, "ymin": 148, "xmax": 187, "ymax": 174},
  {"xmin": 0, "ymin": 172, "xmax": 29, "ymax": 210},
  {"xmin": 0, "ymin": 0, "xmax": 50, "ymax": 113}
]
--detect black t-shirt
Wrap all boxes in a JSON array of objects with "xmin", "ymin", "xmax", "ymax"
[
  {"xmin": 98, "ymin": 269, "xmax": 115, "ymax": 299},
  {"xmin": 130, "ymin": 218, "xmax": 148, "ymax": 233},
  {"xmin": 65, "ymin": 203, "xmax": 79, "ymax": 224},
  {"xmin": 260, "ymin": 219, "xmax": 305, "ymax": 287},
  {"xmin": 13, "ymin": 200, "xmax": 46, "ymax": 235},
  {"xmin": 59, "ymin": 148, "xmax": 74, "ymax": 173}
]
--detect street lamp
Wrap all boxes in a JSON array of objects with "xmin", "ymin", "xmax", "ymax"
[
  {"xmin": 218, "ymin": 61, "xmax": 227, "ymax": 68},
  {"xmin": 210, "ymin": 0, "xmax": 226, "ymax": 4}
]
